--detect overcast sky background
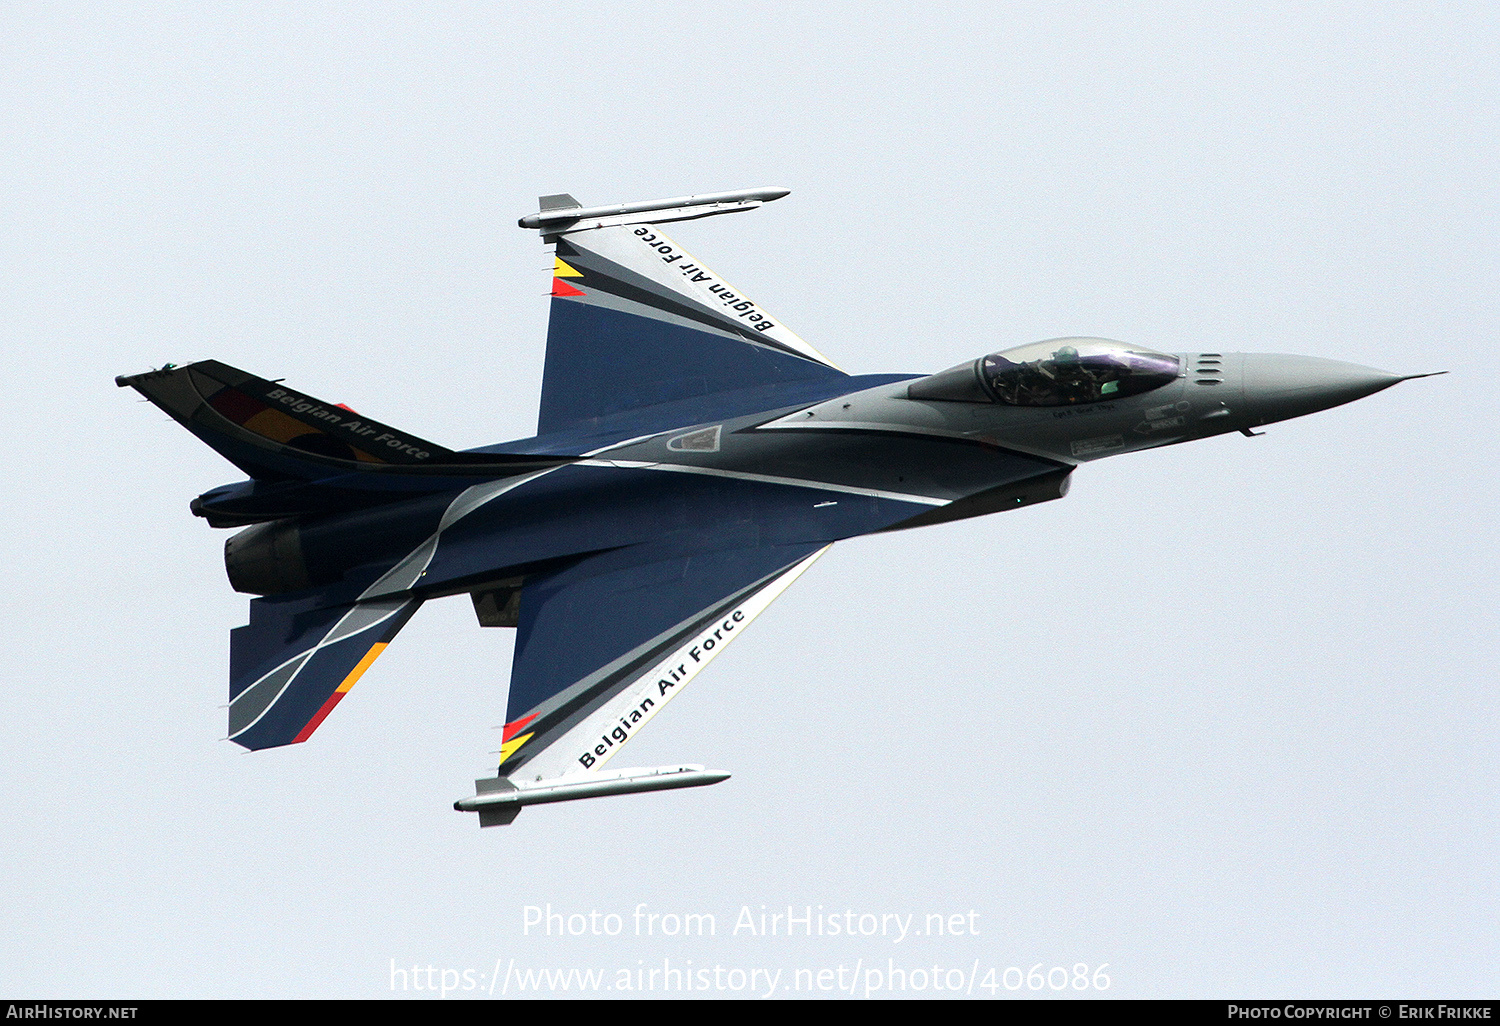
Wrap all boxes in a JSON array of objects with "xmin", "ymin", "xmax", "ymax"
[{"xmin": 2, "ymin": 2, "xmax": 1496, "ymax": 999}]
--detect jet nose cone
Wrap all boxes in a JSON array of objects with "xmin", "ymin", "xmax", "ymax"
[{"xmin": 1241, "ymin": 354, "xmax": 1404, "ymax": 427}]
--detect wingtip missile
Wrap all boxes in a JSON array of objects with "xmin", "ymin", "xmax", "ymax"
[
  {"xmin": 454, "ymin": 765, "xmax": 732, "ymax": 826},
  {"xmin": 519, "ymin": 188, "xmax": 790, "ymax": 229}
]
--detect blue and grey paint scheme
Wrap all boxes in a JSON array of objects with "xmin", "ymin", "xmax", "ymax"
[{"xmin": 117, "ymin": 187, "xmax": 1440, "ymax": 825}]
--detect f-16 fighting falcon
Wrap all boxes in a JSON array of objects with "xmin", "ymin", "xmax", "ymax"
[{"xmin": 118, "ymin": 188, "xmax": 1438, "ymax": 826}]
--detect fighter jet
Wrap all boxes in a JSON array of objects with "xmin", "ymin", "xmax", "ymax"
[{"xmin": 117, "ymin": 188, "xmax": 1436, "ymax": 826}]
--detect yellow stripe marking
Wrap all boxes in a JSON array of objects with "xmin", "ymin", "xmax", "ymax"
[
  {"xmin": 553, "ymin": 257, "xmax": 583, "ymax": 278},
  {"xmin": 499, "ymin": 732, "xmax": 534, "ymax": 762},
  {"xmin": 243, "ymin": 408, "xmax": 317, "ymax": 444},
  {"xmin": 336, "ymin": 642, "xmax": 388, "ymax": 694}
]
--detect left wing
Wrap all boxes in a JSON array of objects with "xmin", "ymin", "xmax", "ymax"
[
  {"xmin": 454, "ymin": 541, "xmax": 828, "ymax": 826},
  {"xmin": 522, "ymin": 188, "xmax": 848, "ymax": 436}
]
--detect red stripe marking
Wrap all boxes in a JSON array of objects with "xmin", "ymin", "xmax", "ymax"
[
  {"xmin": 551, "ymin": 278, "xmax": 585, "ymax": 297},
  {"xmin": 207, "ymin": 387, "xmax": 266, "ymax": 425},
  {"xmin": 293, "ymin": 691, "xmax": 347, "ymax": 744},
  {"xmin": 502, "ymin": 714, "xmax": 537, "ymax": 742}
]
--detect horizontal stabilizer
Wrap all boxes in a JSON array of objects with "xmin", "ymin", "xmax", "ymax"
[{"xmin": 229, "ymin": 591, "xmax": 422, "ymax": 750}]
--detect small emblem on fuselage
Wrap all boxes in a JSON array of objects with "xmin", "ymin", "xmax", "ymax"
[{"xmin": 668, "ymin": 425, "xmax": 722, "ymax": 452}]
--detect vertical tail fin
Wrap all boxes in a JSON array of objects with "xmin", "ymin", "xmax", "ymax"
[{"xmin": 117, "ymin": 361, "xmax": 569, "ymax": 483}]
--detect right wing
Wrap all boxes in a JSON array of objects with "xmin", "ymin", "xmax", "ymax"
[{"xmin": 455, "ymin": 540, "xmax": 828, "ymax": 825}]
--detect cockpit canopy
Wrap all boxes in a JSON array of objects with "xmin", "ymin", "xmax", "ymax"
[
  {"xmin": 983, "ymin": 338, "xmax": 1181, "ymax": 406},
  {"xmin": 907, "ymin": 338, "xmax": 1181, "ymax": 406}
]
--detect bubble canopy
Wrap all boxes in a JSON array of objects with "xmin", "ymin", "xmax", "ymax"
[
  {"xmin": 982, "ymin": 338, "xmax": 1180, "ymax": 406},
  {"xmin": 906, "ymin": 338, "xmax": 1181, "ymax": 406}
]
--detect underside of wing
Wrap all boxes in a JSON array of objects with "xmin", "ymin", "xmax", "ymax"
[
  {"xmin": 527, "ymin": 189, "xmax": 848, "ymax": 435},
  {"xmin": 486, "ymin": 540, "xmax": 827, "ymax": 796}
]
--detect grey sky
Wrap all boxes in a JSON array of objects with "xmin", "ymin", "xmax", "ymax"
[{"xmin": 1, "ymin": 1, "xmax": 1495, "ymax": 998}]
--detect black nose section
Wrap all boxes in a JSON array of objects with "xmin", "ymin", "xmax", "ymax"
[{"xmin": 1241, "ymin": 354, "xmax": 1404, "ymax": 426}]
